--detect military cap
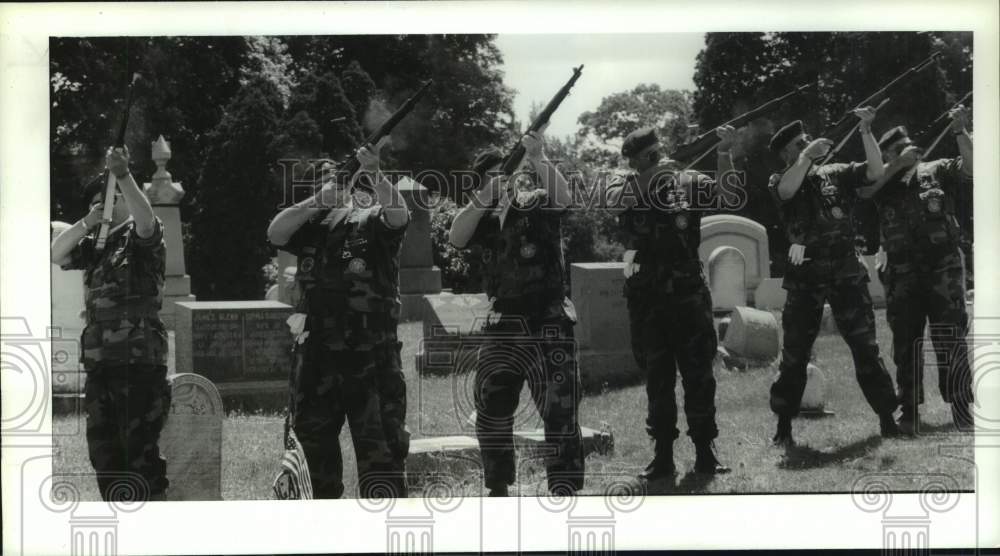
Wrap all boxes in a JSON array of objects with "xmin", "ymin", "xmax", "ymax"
[
  {"xmin": 81, "ymin": 171, "xmax": 108, "ymax": 205},
  {"xmin": 472, "ymin": 147, "xmax": 505, "ymax": 177},
  {"xmin": 769, "ymin": 120, "xmax": 804, "ymax": 153},
  {"xmin": 878, "ymin": 126, "xmax": 909, "ymax": 149},
  {"xmin": 621, "ymin": 127, "xmax": 659, "ymax": 158}
]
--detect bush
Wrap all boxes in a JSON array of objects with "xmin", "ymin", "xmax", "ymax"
[{"xmin": 429, "ymin": 197, "xmax": 484, "ymax": 293}]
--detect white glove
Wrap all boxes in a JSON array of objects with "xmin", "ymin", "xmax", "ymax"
[{"xmin": 623, "ymin": 249, "xmax": 641, "ymax": 278}]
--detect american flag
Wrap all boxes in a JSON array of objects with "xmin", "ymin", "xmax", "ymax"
[{"xmin": 273, "ymin": 427, "xmax": 313, "ymax": 500}]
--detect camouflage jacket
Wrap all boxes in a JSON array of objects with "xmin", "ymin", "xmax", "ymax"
[
  {"xmin": 61, "ymin": 218, "xmax": 167, "ymax": 371},
  {"xmin": 466, "ymin": 186, "xmax": 575, "ymax": 323},
  {"xmin": 609, "ymin": 165, "xmax": 713, "ymax": 298},
  {"xmin": 873, "ymin": 157, "xmax": 967, "ymax": 258},
  {"xmin": 277, "ymin": 205, "xmax": 406, "ymax": 351},
  {"xmin": 769, "ymin": 162, "xmax": 870, "ymax": 290}
]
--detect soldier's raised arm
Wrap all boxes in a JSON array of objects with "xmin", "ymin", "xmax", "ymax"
[
  {"xmin": 107, "ymin": 146, "xmax": 157, "ymax": 239},
  {"xmin": 268, "ymin": 179, "xmax": 342, "ymax": 247},
  {"xmin": 521, "ymin": 130, "xmax": 572, "ymax": 210},
  {"xmin": 357, "ymin": 137, "xmax": 410, "ymax": 230},
  {"xmin": 950, "ymin": 105, "xmax": 973, "ymax": 177},
  {"xmin": 771, "ymin": 120, "xmax": 833, "ymax": 201},
  {"xmin": 449, "ymin": 149, "xmax": 505, "ymax": 249}
]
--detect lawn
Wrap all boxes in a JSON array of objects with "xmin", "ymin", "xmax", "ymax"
[{"xmin": 52, "ymin": 309, "xmax": 975, "ymax": 500}]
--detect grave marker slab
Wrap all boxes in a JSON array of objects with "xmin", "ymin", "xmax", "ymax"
[
  {"xmin": 160, "ymin": 373, "xmax": 224, "ymax": 500},
  {"xmin": 708, "ymin": 246, "xmax": 747, "ymax": 311},
  {"xmin": 571, "ymin": 263, "xmax": 642, "ymax": 391},
  {"xmin": 174, "ymin": 301, "xmax": 293, "ymax": 391}
]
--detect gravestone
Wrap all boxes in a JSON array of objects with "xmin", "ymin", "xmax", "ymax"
[
  {"xmin": 800, "ymin": 363, "xmax": 833, "ymax": 416},
  {"xmin": 160, "ymin": 373, "xmax": 224, "ymax": 500},
  {"xmin": 570, "ymin": 262, "xmax": 642, "ymax": 391},
  {"xmin": 416, "ymin": 292, "xmax": 491, "ymax": 375},
  {"xmin": 699, "ymin": 215, "xmax": 770, "ymax": 305},
  {"xmin": 752, "ymin": 278, "xmax": 786, "ymax": 310},
  {"xmin": 720, "ymin": 306, "xmax": 779, "ymax": 361},
  {"xmin": 398, "ymin": 177, "xmax": 443, "ymax": 321},
  {"xmin": 143, "ymin": 136, "xmax": 195, "ymax": 329},
  {"xmin": 50, "ymin": 221, "xmax": 85, "ymax": 395},
  {"xmin": 174, "ymin": 301, "xmax": 293, "ymax": 395},
  {"xmin": 707, "ymin": 246, "xmax": 746, "ymax": 312}
]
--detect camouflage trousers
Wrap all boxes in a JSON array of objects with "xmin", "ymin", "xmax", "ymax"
[
  {"xmin": 770, "ymin": 281, "xmax": 897, "ymax": 417},
  {"xmin": 627, "ymin": 286, "xmax": 719, "ymax": 443},
  {"xmin": 475, "ymin": 316, "xmax": 584, "ymax": 493},
  {"xmin": 85, "ymin": 363, "xmax": 171, "ymax": 501},
  {"xmin": 291, "ymin": 338, "xmax": 407, "ymax": 499},
  {"xmin": 882, "ymin": 250, "xmax": 973, "ymax": 409}
]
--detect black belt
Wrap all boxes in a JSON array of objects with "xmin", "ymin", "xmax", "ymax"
[{"xmin": 805, "ymin": 243, "xmax": 855, "ymax": 259}]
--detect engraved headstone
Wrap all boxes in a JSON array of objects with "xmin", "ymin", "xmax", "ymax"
[
  {"xmin": 174, "ymin": 301, "xmax": 293, "ymax": 391},
  {"xmin": 160, "ymin": 373, "xmax": 224, "ymax": 500},
  {"xmin": 571, "ymin": 262, "xmax": 642, "ymax": 391},
  {"xmin": 398, "ymin": 177, "xmax": 442, "ymax": 321},
  {"xmin": 708, "ymin": 246, "xmax": 747, "ymax": 311},
  {"xmin": 699, "ymin": 215, "xmax": 770, "ymax": 304}
]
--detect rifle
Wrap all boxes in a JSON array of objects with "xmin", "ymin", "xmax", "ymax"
[
  {"xmin": 319, "ymin": 80, "xmax": 432, "ymax": 187},
  {"xmin": 897, "ymin": 91, "xmax": 973, "ymax": 183},
  {"xmin": 498, "ymin": 65, "xmax": 583, "ymax": 176},
  {"xmin": 94, "ymin": 73, "xmax": 140, "ymax": 253},
  {"xmin": 817, "ymin": 51, "xmax": 942, "ymax": 165},
  {"xmin": 671, "ymin": 83, "xmax": 814, "ymax": 167}
]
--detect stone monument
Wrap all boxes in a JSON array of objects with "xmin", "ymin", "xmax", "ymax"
[
  {"xmin": 143, "ymin": 136, "xmax": 195, "ymax": 329},
  {"xmin": 160, "ymin": 373, "xmax": 224, "ymax": 500},
  {"xmin": 707, "ymin": 246, "xmax": 746, "ymax": 312},
  {"xmin": 699, "ymin": 215, "xmax": 769, "ymax": 305},
  {"xmin": 398, "ymin": 177, "xmax": 442, "ymax": 321}
]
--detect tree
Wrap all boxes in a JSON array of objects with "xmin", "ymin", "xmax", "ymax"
[
  {"xmin": 576, "ymin": 84, "xmax": 694, "ymax": 169},
  {"xmin": 691, "ymin": 31, "xmax": 973, "ymax": 276},
  {"xmin": 187, "ymin": 77, "xmax": 287, "ymax": 300}
]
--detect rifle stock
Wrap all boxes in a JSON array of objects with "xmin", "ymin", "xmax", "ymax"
[
  {"xmin": 498, "ymin": 65, "xmax": 583, "ymax": 176},
  {"xmin": 671, "ymin": 83, "xmax": 814, "ymax": 162}
]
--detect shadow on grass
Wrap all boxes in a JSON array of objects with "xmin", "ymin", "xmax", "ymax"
[{"xmin": 778, "ymin": 434, "xmax": 883, "ymax": 470}]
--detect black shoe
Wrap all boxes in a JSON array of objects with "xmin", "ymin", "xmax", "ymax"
[
  {"xmin": 897, "ymin": 406, "xmax": 917, "ymax": 436},
  {"xmin": 638, "ymin": 440, "xmax": 676, "ymax": 481},
  {"xmin": 488, "ymin": 486, "xmax": 508, "ymax": 497},
  {"xmin": 952, "ymin": 402, "xmax": 974, "ymax": 432},
  {"xmin": 772, "ymin": 416, "xmax": 794, "ymax": 447},
  {"xmin": 879, "ymin": 412, "xmax": 901, "ymax": 438},
  {"xmin": 694, "ymin": 442, "xmax": 731, "ymax": 475}
]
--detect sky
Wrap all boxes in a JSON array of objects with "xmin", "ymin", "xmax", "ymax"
[{"xmin": 495, "ymin": 33, "xmax": 706, "ymax": 139}]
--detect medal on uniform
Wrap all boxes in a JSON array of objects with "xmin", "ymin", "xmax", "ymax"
[
  {"xmin": 928, "ymin": 198, "xmax": 942, "ymax": 213},
  {"xmin": 300, "ymin": 257, "xmax": 315, "ymax": 273},
  {"xmin": 353, "ymin": 190, "xmax": 373, "ymax": 207},
  {"xmin": 831, "ymin": 206, "xmax": 844, "ymax": 219},
  {"xmin": 348, "ymin": 257, "xmax": 367, "ymax": 273},
  {"xmin": 520, "ymin": 242, "xmax": 537, "ymax": 259},
  {"xmin": 675, "ymin": 213, "xmax": 689, "ymax": 230},
  {"xmin": 341, "ymin": 249, "xmax": 353, "ymax": 260}
]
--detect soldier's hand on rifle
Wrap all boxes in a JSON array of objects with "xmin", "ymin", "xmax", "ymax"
[
  {"xmin": 788, "ymin": 243, "xmax": 808, "ymax": 266},
  {"xmin": 948, "ymin": 105, "xmax": 970, "ymax": 133},
  {"xmin": 357, "ymin": 136, "xmax": 390, "ymax": 173},
  {"xmin": 852, "ymin": 106, "xmax": 877, "ymax": 132},
  {"xmin": 106, "ymin": 146, "xmax": 131, "ymax": 179},
  {"xmin": 522, "ymin": 130, "xmax": 546, "ymax": 162},
  {"xmin": 83, "ymin": 203, "xmax": 104, "ymax": 230},
  {"xmin": 801, "ymin": 138, "xmax": 833, "ymax": 162},
  {"xmin": 715, "ymin": 125, "xmax": 737, "ymax": 152}
]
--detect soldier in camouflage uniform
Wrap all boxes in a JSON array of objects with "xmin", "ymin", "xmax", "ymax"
[
  {"xmin": 449, "ymin": 131, "xmax": 583, "ymax": 497},
  {"xmin": 51, "ymin": 146, "xmax": 171, "ymax": 502},
  {"xmin": 767, "ymin": 110, "xmax": 900, "ymax": 446},
  {"xmin": 606, "ymin": 126, "xmax": 739, "ymax": 482},
  {"xmin": 268, "ymin": 139, "xmax": 410, "ymax": 499},
  {"xmin": 858, "ymin": 106, "xmax": 974, "ymax": 434}
]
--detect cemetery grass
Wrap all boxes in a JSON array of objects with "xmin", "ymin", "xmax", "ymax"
[{"xmin": 52, "ymin": 312, "xmax": 975, "ymax": 500}]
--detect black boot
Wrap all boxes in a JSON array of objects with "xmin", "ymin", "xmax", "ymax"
[
  {"xmin": 638, "ymin": 439, "xmax": 675, "ymax": 481},
  {"xmin": 488, "ymin": 485, "xmax": 508, "ymax": 497},
  {"xmin": 897, "ymin": 405, "xmax": 917, "ymax": 436},
  {"xmin": 952, "ymin": 402, "xmax": 974, "ymax": 432},
  {"xmin": 694, "ymin": 441, "xmax": 731, "ymax": 475},
  {"xmin": 879, "ymin": 412, "xmax": 901, "ymax": 438},
  {"xmin": 772, "ymin": 415, "xmax": 793, "ymax": 447}
]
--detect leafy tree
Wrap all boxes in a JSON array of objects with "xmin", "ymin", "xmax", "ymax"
[
  {"xmin": 576, "ymin": 84, "xmax": 694, "ymax": 169},
  {"xmin": 187, "ymin": 77, "xmax": 287, "ymax": 300},
  {"xmin": 691, "ymin": 31, "xmax": 973, "ymax": 276}
]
